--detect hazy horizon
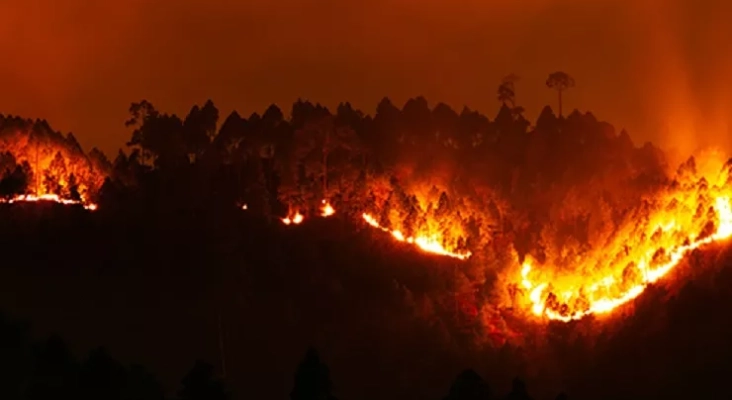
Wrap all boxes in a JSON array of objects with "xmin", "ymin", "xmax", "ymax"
[{"xmin": 1, "ymin": 0, "xmax": 730, "ymax": 156}]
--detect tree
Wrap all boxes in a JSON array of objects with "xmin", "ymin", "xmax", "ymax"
[
  {"xmin": 78, "ymin": 347, "xmax": 126, "ymax": 400},
  {"xmin": 43, "ymin": 170, "xmax": 61, "ymax": 195},
  {"xmin": 0, "ymin": 313, "xmax": 34, "ymax": 400},
  {"xmin": 125, "ymin": 100, "xmax": 159, "ymax": 166},
  {"xmin": 178, "ymin": 361, "xmax": 228, "ymax": 400},
  {"xmin": 67, "ymin": 173, "xmax": 81, "ymax": 201},
  {"xmin": 214, "ymin": 111, "xmax": 247, "ymax": 159},
  {"xmin": 27, "ymin": 335, "xmax": 79, "ymax": 400},
  {"xmin": 497, "ymin": 75, "xmax": 519, "ymax": 108},
  {"xmin": 504, "ymin": 378, "xmax": 534, "ymax": 400},
  {"xmin": 545, "ymin": 72, "xmax": 575, "ymax": 117},
  {"xmin": 290, "ymin": 348, "xmax": 338, "ymax": 400},
  {"xmin": 122, "ymin": 365, "xmax": 165, "ymax": 400},
  {"xmin": 183, "ymin": 100, "xmax": 219, "ymax": 160},
  {"xmin": 294, "ymin": 114, "xmax": 353, "ymax": 200},
  {"xmin": 443, "ymin": 369, "xmax": 492, "ymax": 400},
  {"xmin": 0, "ymin": 163, "xmax": 29, "ymax": 198}
]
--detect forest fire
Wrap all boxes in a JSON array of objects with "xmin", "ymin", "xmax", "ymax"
[
  {"xmin": 280, "ymin": 200, "xmax": 335, "ymax": 225},
  {"xmin": 516, "ymin": 159, "xmax": 732, "ymax": 322},
  {"xmin": 11, "ymin": 98, "xmax": 732, "ymax": 330},
  {"xmin": 282, "ymin": 212, "xmax": 304, "ymax": 225},
  {"xmin": 0, "ymin": 193, "xmax": 98, "ymax": 210},
  {"xmin": 361, "ymin": 213, "xmax": 471, "ymax": 260},
  {"xmin": 321, "ymin": 200, "xmax": 335, "ymax": 217}
]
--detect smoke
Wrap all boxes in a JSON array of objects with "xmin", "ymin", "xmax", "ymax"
[{"xmin": 0, "ymin": 0, "xmax": 730, "ymax": 156}]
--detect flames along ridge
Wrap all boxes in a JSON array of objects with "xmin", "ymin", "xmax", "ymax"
[
  {"xmin": 7, "ymin": 160, "xmax": 732, "ymax": 323},
  {"xmin": 3, "ymin": 121, "xmax": 732, "ymax": 323},
  {"xmin": 259, "ymin": 156, "xmax": 732, "ymax": 323}
]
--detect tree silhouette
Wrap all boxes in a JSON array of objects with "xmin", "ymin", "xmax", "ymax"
[
  {"xmin": 504, "ymin": 378, "xmax": 533, "ymax": 400},
  {"xmin": 0, "ymin": 313, "xmax": 34, "ymax": 400},
  {"xmin": 67, "ymin": 173, "xmax": 81, "ymax": 201},
  {"xmin": 27, "ymin": 335, "xmax": 78, "ymax": 400},
  {"xmin": 443, "ymin": 369, "xmax": 492, "ymax": 400},
  {"xmin": 290, "ymin": 348, "xmax": 338, "ymax": 400},
  {"xmin": 497, "ymin": 75, "xmax": 519, "ymax": 108},
  {"xmin": 183, "ymin": 100, "xmax": 219, "ymax": 160},
  {"xmin": 545, "ymin": 72, "xmax": 575, "ymax": 117},
  {"xmin": 178, "ymin": 361, "xmax": 228, "ymax": 400},
  {"xmin": 0, "ymin": 163, "xmax": 29, "ymax": 197},
  {"xmin": 125, "ymin": 100, "xmax": 159, "ymax": 167},
  {"xmin": 78, "ymin": 347, "xmax": 126, "ymax": 400},
  {"xmin": 122, "ymin": 365, "xmax": 164, "ymax": 400}
]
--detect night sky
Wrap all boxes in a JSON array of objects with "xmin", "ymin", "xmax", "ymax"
[{"xmin": 1, "ymin": 0, "xmax": 730, "ymax": 156}]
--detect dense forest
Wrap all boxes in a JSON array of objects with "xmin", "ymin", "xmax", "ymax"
[{"xmin": 1, "ymin": 73, "xmax": 732, "ymax": 399}]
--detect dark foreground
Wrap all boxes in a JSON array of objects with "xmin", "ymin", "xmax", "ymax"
[{"xmin": 1, "ymin": 203, "xmax": 732, "ymax": 400}]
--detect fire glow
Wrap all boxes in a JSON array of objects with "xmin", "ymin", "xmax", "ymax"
[
  {"xmin": 0, "ymin": 193, "xmax": 97, "ymax": 210},
  {"xmin": 361, "ymin": 213, "xmax": 471, "ymax": 260},
  {"xmin": 517, "ymin": 160, "xmax": 732, "ymax": 322}
]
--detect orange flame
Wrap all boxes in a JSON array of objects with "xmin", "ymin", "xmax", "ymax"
[
  {"xmin": 282, "ymin": 212, "xmax": 304, "ymax": 225},
  {"xmin": 361, "ymin": 213, "xmax": 471, "ymax": 260},
  {"xmin": 517, "ymin": 161, "xmax": 732, "ymax": 322},
  {"xmin": 321, "ymin": 200, "xmax": 335, "ymax": 217},
  {"xmin": 0, "ymin": 193, "xmax": 97, "ymax": 210}
]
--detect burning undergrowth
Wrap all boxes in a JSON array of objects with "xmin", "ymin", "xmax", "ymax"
[
  {"xmin": 0, "ymin": 115, "xmax": 109, "ymax": 208},
  {"xmin": 6, "ymin": 99, "xmax": 732, "ymax": 350}
]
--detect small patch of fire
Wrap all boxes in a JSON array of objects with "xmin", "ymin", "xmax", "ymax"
[
  {"xmin": 280, "ymin": 200, "xmax": 335, "ymax": 225},
  {"xmin": 281, "ymin": 212, "xmax": 304, "ymax": 225},
  {"xmin": 320, "ymin": 200, "xmax": 335, "ymax": 217}
]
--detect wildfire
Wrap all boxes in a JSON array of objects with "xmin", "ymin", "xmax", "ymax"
[
  {"xmin": 517, "ymin": 162, "xmax": 732, "ymax": 321},
  {"xmin": 279, "ymin": 200, "xmax": 335, "ymax": 225},
  {"xmin": 282, "ymin": 212, "xmax": 304, "ymax": 225},
  {"xmin": 0, "ymin": 193, "xmax": 97, "ymax": 211},
  {"xmin": 361, "ymin": 213, "xmax": 471, "ymax": 260},
  {"xmin": 321, "ymin": 200, "xmax": 335, "ymax": 217}
]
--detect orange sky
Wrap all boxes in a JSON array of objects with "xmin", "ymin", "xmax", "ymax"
[{"xmin": 0, "ymin": 0, "xmax": 730, "ymax": 156}]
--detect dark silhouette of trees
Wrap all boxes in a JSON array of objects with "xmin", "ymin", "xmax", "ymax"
[
  {"xmin": 26, "ymin": 335, "xmax": 78, "ymax": 400},
  {"xmin": 0, "ymin": 163, "xmax": 30, "ymax": 198},
  {"xmin": 504, "ymin": 378, "xmax": 534, "ymax": 400},
  {"xmin": 545, "ymin": 72, "xmax": 575, "ymax": 117},
  {"xmin": 0, "ymin": 74, "xmax": 718, "ymax": 400},
  {"xmin": 443, "ymin": 369, "xmax": 492, "ymax": 400},
  {"xmin": 78, "ymin": 348, "xmax": 127, "ymax": 400},
  {"xmin": 67, "ymin": 173, "xmax": 81, "ymax": 201},
  {"xmin": 290, "ymin": 348, "xmax": 338, "ymax": 400},
  {"xmin": 0, "ymin": 313, "xmax": 33, "ymax": 400},
  {"xmin": 178, "ymin": 361, "xmax": 228, "ymax": 400},
  {"xmin": 125, "ymin": 100, "xmax": 159, "ymax": 167},
  {"xmin": 0, "ymin": 313, "xmax": 167, "ymax": 400}
]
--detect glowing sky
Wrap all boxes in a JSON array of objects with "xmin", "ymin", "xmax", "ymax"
[{"xmin": 1, "ymin": 0, "xmax": 730, "ymax": 156}]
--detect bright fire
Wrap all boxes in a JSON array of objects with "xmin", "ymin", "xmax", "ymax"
[
  {"xmin": 0, "ymin": 193, "xmax": 97, "ymax": 210},
  {"xmin": 516, "ymin": 156, "xmax": 732, "ymax": 321},
  {"xmin": 362, "ymin": 213, "xmax": 471, "ymax": 260},
  {"xmin": 280, "ymin": 199, "xmax": 335, "ymax": 225},
  {"xmin": 282, "ymin": 212, "xmax": 304, "ymax": 225},
  {"xmin": 321, "ymin": 200, "xmax": 335, "ymax": 217}
]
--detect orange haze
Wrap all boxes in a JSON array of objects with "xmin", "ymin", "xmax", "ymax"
[{"xmin": 0, "ymin": 0, "xmax": 730, "ymax": 156}]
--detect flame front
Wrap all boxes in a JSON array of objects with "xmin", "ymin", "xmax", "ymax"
[
  {"xmin": 517, "ymin": 160, "xmax": 732, "ymax": 321},
  {"xmin": 0, "ymin": 193, "xmax": 97, "ymax": 210},
  {"xmin": 362, "ymin": 213, "xmax": 471, "ymax": 260}
]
